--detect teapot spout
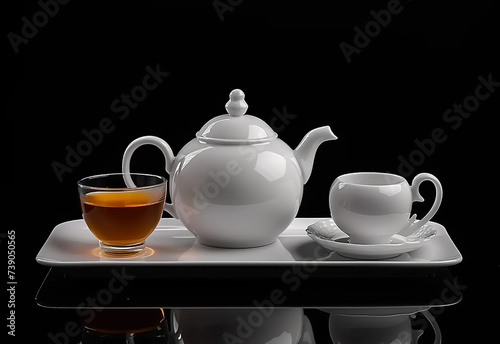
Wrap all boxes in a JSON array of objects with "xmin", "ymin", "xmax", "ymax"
[{"xmin": 294, "ymin": 126, "xmax": 337, "ymax": 184}]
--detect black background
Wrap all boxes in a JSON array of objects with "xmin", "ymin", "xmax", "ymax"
[{"xmin": 5, "ymin": 0, "xmax": 500, "ymax": 342}]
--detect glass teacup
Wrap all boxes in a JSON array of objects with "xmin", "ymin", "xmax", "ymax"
[{"xmin": 78, "ymin": 173, "xmax": 166, "ymax": 254}]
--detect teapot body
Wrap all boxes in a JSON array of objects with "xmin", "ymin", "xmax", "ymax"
[
  {"xmin": 122, "ymin": 89, "xmax": 337, "ymax": 248},
  {"xmin": 170, "ymin": 138, "xmax": 303, "ymax": 247}
]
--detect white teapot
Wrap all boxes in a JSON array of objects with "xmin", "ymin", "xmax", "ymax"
[
  {"xmin": 122, "ymin": 89, "xmax": 337, "ymax": 248},
  {"xmin": 170, "ymin": 308, "xmax": 314, "ymax": 344}
]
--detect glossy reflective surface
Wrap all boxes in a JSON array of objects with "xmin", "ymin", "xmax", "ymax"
[{"xmin": 35, "ymin": 266, "xmax": 462, "ymax": 343}]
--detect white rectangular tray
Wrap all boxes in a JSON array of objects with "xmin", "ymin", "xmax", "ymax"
[{"xmin": 36, "ymin": 218, "xmax": 462, "ymax": 267}]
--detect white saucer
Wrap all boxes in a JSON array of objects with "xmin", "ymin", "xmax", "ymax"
[{"xmin": 306, "ymin": 219, "xmax": 435, "ymax": 260}]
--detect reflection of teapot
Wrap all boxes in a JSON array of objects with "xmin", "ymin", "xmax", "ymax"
[
  {"xmin": 170, "ymin": 308, "xmax": 315, "ymax": 344},
  {"xmin": 178, "ymin": 237, "xmax": 295, "ymax": 262},
  {"xmin": 123, "ymin": 89, "xmax": 337, "ymax": 248}
]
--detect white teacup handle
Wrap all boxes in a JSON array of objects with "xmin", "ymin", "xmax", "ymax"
[
  {"xmin": 400, "ymin": 173, "xmax": 443, "ymax": 236},
  {"xmin": 122, "ymin": 135, "xmax": 177, "ymax": 218}
]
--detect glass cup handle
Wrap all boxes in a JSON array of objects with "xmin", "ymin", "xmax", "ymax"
[
  {"xmin": 400, "ymin": 173, "xmax": 443, "ymax": 236},
  {"xmin": 122, "ymin": 135, "xmax": 177, "ymax": 218}
]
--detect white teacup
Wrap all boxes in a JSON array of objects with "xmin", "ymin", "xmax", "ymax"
[
  {"xmin": 329, "ymin": 313, "xmax": 413, "ymax": 344},
  {"xmin": 329, "ymin": 172, "xmax": 442, "ymax": 244}
]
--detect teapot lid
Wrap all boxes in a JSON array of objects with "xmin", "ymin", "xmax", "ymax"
[{"xmin": 196, "ymin": 89, "xmax": 278, "ymax": 144}]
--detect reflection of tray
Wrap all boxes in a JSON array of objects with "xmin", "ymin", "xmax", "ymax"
[{"xmin": 35, "ymin": 218, "xmax": 462, "ymax": 267}]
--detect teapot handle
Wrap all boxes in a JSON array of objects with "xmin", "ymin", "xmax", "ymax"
[{"xmin": 122, "ymin": 136, "xmax": 177, "ymax": 218}]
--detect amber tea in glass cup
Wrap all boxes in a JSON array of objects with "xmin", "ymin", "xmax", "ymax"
[{"xmin": 78, "ymin": 173, "xmax": 166, "ymax": 254}]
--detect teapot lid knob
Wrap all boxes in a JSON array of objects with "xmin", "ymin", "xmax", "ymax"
[{"xmin": 225, "ymin": 89, "xmax": 248, "ymax": 117}]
